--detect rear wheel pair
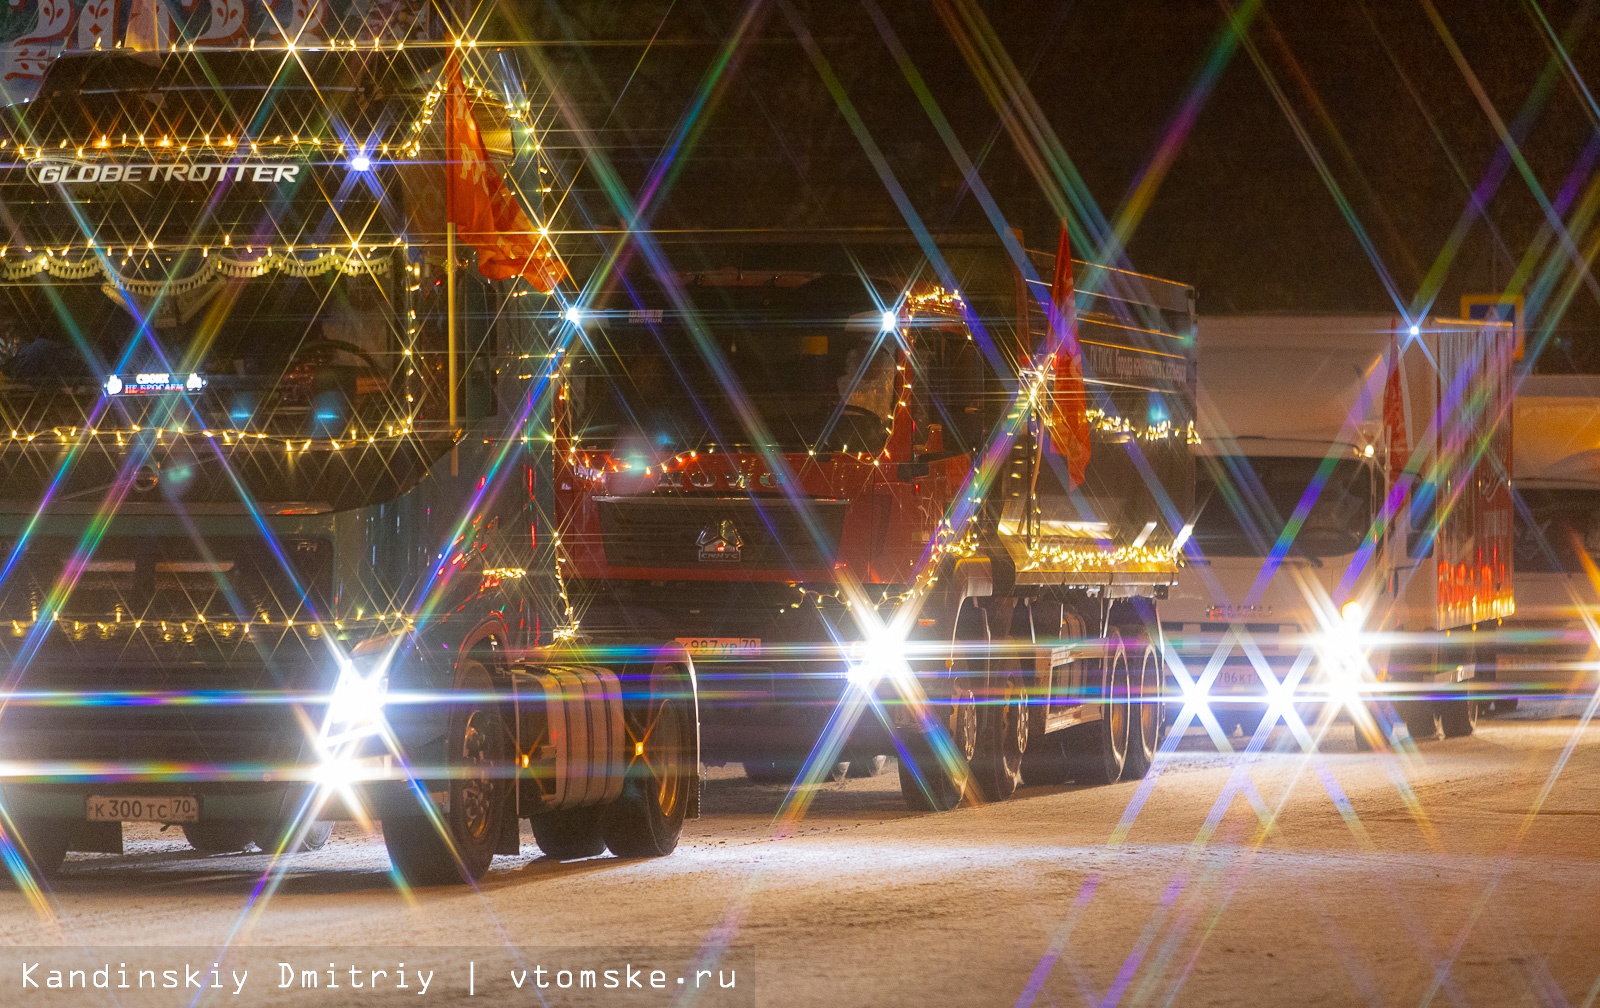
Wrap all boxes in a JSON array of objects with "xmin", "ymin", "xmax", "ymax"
[
  {"xmin": 897, "ymin": 599, "xmax": 1162, "ymax": 809},
  {"xmin": 1060, "ymin": 637, "xmax": 1161, "ymax": 785},
  {"xmin": 386, "ymin": 661, "xmax": 695, "ymax": 882},
  {"xmin": 530, "ymin": 670, "xmax": 694, "ymax": 862},
  {"xmin": 1400, "ymin": 697, "xmax": 1479, "ymax": 741}
]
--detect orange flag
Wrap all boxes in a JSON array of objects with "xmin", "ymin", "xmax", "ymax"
[
  {"xmin": 1047, "ymin": 222, "xmax": 1091, "ymax": 488},
  {"xmin": 444, "ymin": 58, "xmax": 567, "ymax": 291}
]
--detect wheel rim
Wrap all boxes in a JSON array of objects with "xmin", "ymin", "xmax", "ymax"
[
  {"xmin": 949, "ymin": 690, "xmax": 978, "ymax": 762},
  {"xmin": 1107, "ymin": 647, "xmax": 1130, "ymax": 759},
  {"xmin": 638, "ymin": 699, "xmax": 686, "ymax": 818},
  {"xmin": 457, "ymin": 711, "xmax": 496, "ymax": 843},
  {"xmin": 1137, "ymin": 647, "xmax": 1159, "ymax": 753}
]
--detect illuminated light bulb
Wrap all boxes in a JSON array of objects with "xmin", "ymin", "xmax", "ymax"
[
  {"xmin": 564, "ymin": 305, "xmax": 584, "ymax": 325},
  {"xmin": 1408, "ymin": 324, "xmax": 1420, "ymax": 337},
  {"xmin": 349, "ymin": 153, "xmax": 371, "ymax": 172},
  {"xmin": 880, "ymin": 310, "xmax": 898, "ymax": 332}
]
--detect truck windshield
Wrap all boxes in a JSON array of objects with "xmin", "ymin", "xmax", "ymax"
[
  {"xmin": 0, "ymin": 264, "xmax": 404, "ymax": 439},
  {"xmin": 569, "ymin": 272, "xmax": 899, "ymax": 455},
  {"xmin": 1193, "ymin": 455, "xmax": 1374, "ymax": 558}
]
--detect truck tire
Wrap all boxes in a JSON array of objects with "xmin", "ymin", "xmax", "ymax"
[
  {"xmin": 602, "ymin": 674, "xmax": 693, "ymax": 859},
  {"xmin": 530, "ymin": 806, "xmax": 606, "ymax": 860},
  {"xmin": 1225, "ymin": 708, "xmax": 1266, "ymax": 740},
  {"xmin": 1400, "ymin": 699, "xmax": 1441, "ymax": 742},
  {"xmin": 845, "ymin": 755, "xmax": 888, "ymax": 778},
  {"xmin": 1063, "ymin": 638, "xmax": 1130, "ymax": 785},
  {"xmin": 971, "ymin": 684, "xmax": 1027, "ymax": 801},
  {"xmin": 742, "ymin": 759, "xmax": 850, "ymax": 785},
  {"xmin": 1440, "ymin": 698, "xmax": 1479, "ymax": 738},
  {"xmin": 253, "ymin": 820, "xmax": 333, "ymax": 854},
  {"xmin": 383, "ymin": 659, "xmax": 512, "ymax": 885},
  {"xmin": 1122, "ymin": 643, "xmax": 1162, "ymax": 780},
  {"xmin": 183, "ymin": 821, "xmax": 256, "ymax": 854},
  {"xmin": 7, "ymin": 818, "xmax": 67, "ymax": 878},
  {"xmin": 896, "ymin": 687, "xmax": 978, "ymax": 811},
  {"xmin": 1019, "ymin": 731, "xmax": 1071, "ymax": 786}
]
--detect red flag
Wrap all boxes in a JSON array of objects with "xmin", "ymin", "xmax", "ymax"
[
  {"xmin": 1384, "ymin": 321, "xmax": 1409, "ymax": 474},
  {"xmin": 444, "ymin": 58, "xmax": 567, "ymax": 291},
  {"xmin": 1047, "ymin": 222, "xmax": 1091, "ymax": 488}
]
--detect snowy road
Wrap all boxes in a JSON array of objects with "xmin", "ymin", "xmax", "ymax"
[{"xmin": 4, "ymin": 711, "xmax": 1600, "ymax": 1007}]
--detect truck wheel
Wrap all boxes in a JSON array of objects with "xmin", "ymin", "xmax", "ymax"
[
  {"xmin": 1063, "ymin": 638, "xmax": 1130, "ymax": 785},
  {"xmin": 602, "ymin": 679, "xmax": 692, "ymax": 859},
  {"xmin": 253, "ymin": 820, "xmax": 333, "ymax": 854},
  {"xmin": 530, "ymin": 806, "xmax": 606, "ymax": 860},
  {"xmin": 1234, "ymin": 708, "xmax": 1265, "ymax": 740},
  {"xmin": 1440, "ymin": 698, "xmax": 1479, "ymax": 738},
  {"xmin": 383, "ymin": 660, "xmax": 511, "ymax": 885},
  {"xmin": 1019, "ymin": 732, "xmax": 1071, "ymax": 786},
  {"xmin": 1400, "ymin": 699, "xmax": 1441, "ymax": 742},
  {"xmin": 742, "ymin": 759, "xmax": 850, "ymax": 785},
  {"xmin": 971, "ymin": 682, "xmax": 1028, "ymax": 801},
  {"xmin": 1122, "ymin": 643, "xmax": 1162, "ymax": 779},
  {"xmin": 183, "ymin": 821, "xmax": 256, "ymax": 854},
  {"xmin": 845, "ymin": 755, "xmax": 888, "ymax": 778},
  {"xmin": 897, "ymin": 687, "xmax": 978, "ymax": 811},
  {"xmin": 6, "ymin": 818, "xmax": 67, "ymax": 879}
]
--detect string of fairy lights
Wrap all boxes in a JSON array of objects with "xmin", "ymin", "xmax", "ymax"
[{"xmin": 0, "ymin": 44, "xmax": 572, "ymax": 455}]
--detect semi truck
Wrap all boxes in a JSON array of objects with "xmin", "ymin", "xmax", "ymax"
[
  {"xmin": 554, "ymin": 230, "xmax": 1198, "ymax": 810},
  {"xmin": 0, "ymin": 46, "xmax": 698, "ymax": 883}
]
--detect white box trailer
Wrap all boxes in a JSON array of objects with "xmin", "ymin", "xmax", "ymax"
[{"xmin": 1371, "ymin": 318, "xmax": 1516, "ymax": 739}]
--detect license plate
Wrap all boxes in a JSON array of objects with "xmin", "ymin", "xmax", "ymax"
[
  {"xmin": 86, "ymin": 795, "xmax": 199, "ymax": 823},
  {"xmin": 674, "ymin": 637, "xmax": 760, "ymax": 657},
  {"xmin": 1214, "ymin": 667, "xmax": 1261, "ymax": 689}
]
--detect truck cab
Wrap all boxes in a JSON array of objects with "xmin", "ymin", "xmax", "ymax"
[
  {"xmin": 0, "ymin": 47, "xmax": 697, "ymax": 883},
  {"xmin": 554, "ymin": 232, "xmax": 1198, "ymax": 808}
]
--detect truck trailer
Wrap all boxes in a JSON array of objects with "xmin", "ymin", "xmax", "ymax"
[
  {"xmin": 553, "ymin": 230, "xmax": 1197, "ymax": 810},
  {"xmin": 0, "ymin": 46, "xmax": 697, "ymax": 883}
]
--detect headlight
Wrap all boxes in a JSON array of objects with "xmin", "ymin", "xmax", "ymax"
[
  {"xmin": 325, "ymin": 657, "xmax": 389, "ymax": 736},
  {"xmin": 322, "ymin": 637, "xmax": 400, "ymax": 741},
  {"xmin": 1339, "ymin": 600, "xmax": 1365, "ymax": 626}
]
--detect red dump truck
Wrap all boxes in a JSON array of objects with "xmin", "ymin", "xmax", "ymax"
[{"xmin": 553, "ymin": 231, "xmax": 1198, "ymax": 809}]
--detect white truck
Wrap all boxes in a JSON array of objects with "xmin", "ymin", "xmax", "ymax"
[
  {"xmin": 1165, "ymin": 315, "xmax": 1516, "ymax": 745},
  {"xmin": 1163, "ymin": 315, "xmax": 1389, "ymax": 739},
  {"xmin": 1490, "ymin": 375, "xmax": 1600, "ymax": 708}
]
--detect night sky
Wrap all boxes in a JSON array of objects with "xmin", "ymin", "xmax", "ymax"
[{"xmin": 507, "ymin": 2, "xmax": 1600, "ymax": 369}]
